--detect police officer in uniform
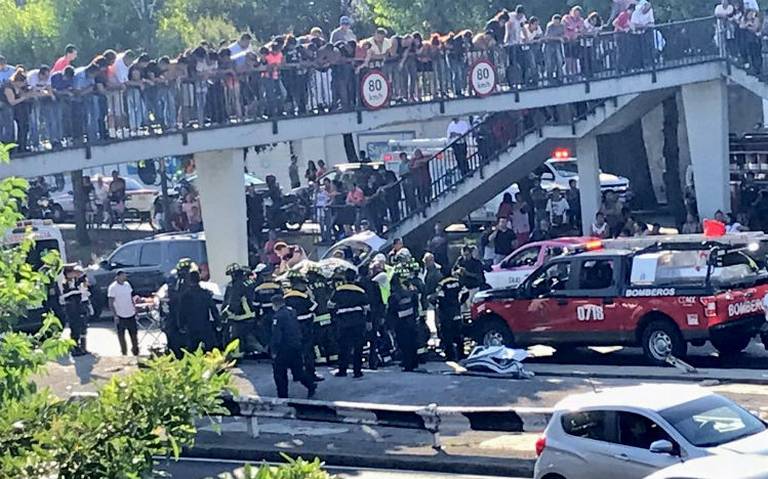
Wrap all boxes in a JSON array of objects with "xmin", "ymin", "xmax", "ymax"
[
  {"xmin": 433, "ymin": 273, "xmax": 464, "ymax": 361},
  {"xmin": 222, "ymin": 263, "xmax": 258, "ymax": 357},
  {"xmin": 283, "ymin": 270, "xmax": 322, "ymax": 382},
  {"xmin": 180, "ymin": 270, "xmax": 221, "ymax": 352},
  {"xmin": 58, "ymin": 264, "xmax": 89, "ymax": 356},
  {"xmin": 165, "ymin": 258, "xmax": 196, "ymax": 357},
  {"xmin": 270, "ymin": 294, "xmax": 317, "ymax": 399},
  {"xmin": 388, "ymin": 270, "xmax": 420, "ymax": 372},
  {"xmin": 253, "ymin": 264, "xmax": 283, "ymax": 354},
  {"xmin": 328, "ymin": 269, "xmax": 370, "ymax": 378}
]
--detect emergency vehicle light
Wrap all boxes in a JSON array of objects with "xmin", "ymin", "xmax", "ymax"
[
  {"xmin": 16, "ymin": 219, "xmax": 53, "ymax": 228},
  {"xmin": 585, "ymin": 240, "xmax": 603, "ymax": 251},
  {"xmin": 552, "ymin": 148, "xmax": 571, "ymax": 160}
]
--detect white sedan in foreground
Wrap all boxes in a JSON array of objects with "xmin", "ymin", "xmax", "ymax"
[
  {"xmin": 534, "ymin": 385, "xmax": 768, "ymax": 479},
  {"xmin": 644, "ymin": 454, "xmax": 768, "ymax": 479}
]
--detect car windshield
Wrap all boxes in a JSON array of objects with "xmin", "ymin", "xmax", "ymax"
[
  {"xmin": 630, "ymin": 250, "xmax": 766, "ymax": 288},
  {"xmin": 660, "ymin": 395, "xmax": 766, "ymax": 448},
  {"xmin": 550, "ymin": 161, "xmax": 578, "ymax": 177}
]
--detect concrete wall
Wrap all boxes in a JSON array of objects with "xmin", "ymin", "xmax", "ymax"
[{"xmin": 729, "ymin": 84, "xmax": 763, "ymax": 135}]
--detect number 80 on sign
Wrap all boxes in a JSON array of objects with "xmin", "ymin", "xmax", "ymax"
[
  {"xmin": 360, "ymin": 70, "xmax": 391, "ymax": 110},
  {"xmin": 469, "ymin": 59, "xmax": 497, "ymax": 97}
]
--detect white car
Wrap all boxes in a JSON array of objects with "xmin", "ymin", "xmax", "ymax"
[
  {"xmin": 51, "ymin": 176, "xmax": 158, "ymax": 219},
  {"xmin": 471, "ymin": 155, "xmax": 631, "ymax": 224},
  {"xmin": 645, "ymin": 455, "xmax": 768, "ymax": 479},
  {"xmin": 534, "ymin": 385, "xmax": 768, "ymax": 479}
]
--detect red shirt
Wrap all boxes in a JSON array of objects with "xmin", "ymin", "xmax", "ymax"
[
  {"xmin": 264, "ymin": 52, "xmax": 283, "ymax": 80},
  {"xmin": 52, "ymin": 56, "xmax": 70, "ymax": 74},
  {"xmin": 614, "ymin": 11, "xmax": 631, "ymax": 32}
]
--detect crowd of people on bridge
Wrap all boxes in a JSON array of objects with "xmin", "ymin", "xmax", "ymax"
[{"xmin": 1, "ymin": 0, "xmax": 755, "ymax": 155}]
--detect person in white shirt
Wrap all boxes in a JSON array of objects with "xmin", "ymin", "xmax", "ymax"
[
  {"xmin": 108, "ymin": 51, "xmax": 135, "ymax": 87},
  {"xmin": 546, "ymin": 188, "xmax": 570, "ymax": 234},
  {"xmin": 27, "ymin": 66, "xmax": 52, "ymax": 89},
  {"xmin": 108, "ymin": 270, "xmax": 139, "ymax": 356},
  {"xmin": 631, "ymin": 0, "xmax": 655, "ymax": 31},
  {"xmin": 228, "ymin": 33, "xmax": 252, "ymax": 57},
  {"xmin": 505, "ymin": 6, "xmax": 527, "ymax": 45},
  {"xmin": 447, "ymin": 117, "xmax": 472, "ymax": 175},
  {"xmin": 715, "ymin": 0, "xmax": 735, "ymax": 18},
  {"xmin": 591, "ymin": 211, "xmax": 610, "ymax": 238}
]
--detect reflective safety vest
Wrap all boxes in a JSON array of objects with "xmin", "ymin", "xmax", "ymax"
[{"xmin": 283, "ymin": 289, "xmax": 318, "ymax": 322}]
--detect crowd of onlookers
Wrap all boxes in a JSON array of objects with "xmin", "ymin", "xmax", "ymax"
[{"xmin": 0, "ymin": 1, "xmax": 750, "ymax": 155}]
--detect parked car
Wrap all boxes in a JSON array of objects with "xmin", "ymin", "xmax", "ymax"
[
  {"xmin": 534, "ymin": 385, "xmax": 768, "ymax": 479},
  {"xmin": 471, "ymin": 153, "xmax": 632, "ymax": 224},
  {"xmin": 644, "ymin": 454, "xmax": 768, "ymax": 479},
  {"xmin": 485, "ymin": 237, "xmax": 598, "ymax": 290},
  {"xmin": 4, "ymin": 220, "xmax": 68, "ymax": 331},
  {"xmin": 86, "ymin": 232, "xmax": 208, "ymax": 315},
  {"xmin": 50, "ymin": 176, "xmax": 158, "ymax": 221},
  {"xmin": 471, "ymin": 241, "xmax": 768, "ymax": 364}
]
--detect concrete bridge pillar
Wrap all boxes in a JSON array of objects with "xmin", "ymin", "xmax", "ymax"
[
  {"xmin": 576, "ymin": 135, "xmax": 601, "ymax": 236},
  {"xmin": 681, "ymin": 80, "xmax": 731, "ymax": 220},
  {"xmin": 194, "ymin": 149, "xmax": 249, "ymax": 286}
]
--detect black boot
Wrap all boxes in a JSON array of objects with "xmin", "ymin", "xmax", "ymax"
[{"xmin": 79, "ymin": 336, "xmax": 92, "ymax": 355}]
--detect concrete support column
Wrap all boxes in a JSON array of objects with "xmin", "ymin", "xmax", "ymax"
[
  {"xmin": 194, "ymin": 149, "xmax": 249, "ymax": 286},
  {"xmin": 681, "ymin": 80, "xmax": 731, "ymax": 219},
  {"xmin": 576, "ymin": 135, "xmax": 601, "ymax": 236}
]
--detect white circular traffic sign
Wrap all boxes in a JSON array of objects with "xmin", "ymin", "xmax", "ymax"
[
  {"xmin": 360, "ymin": 70, "xmax": 391, "ymax": 110},
  {"xmin": 469, "ymin": 59, "xmax": 497, "ymax": 97}
]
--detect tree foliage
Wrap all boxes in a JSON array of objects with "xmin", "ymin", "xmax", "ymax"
[{"xmin": 0, "ymin": 143, "xmax": 236, "ymax": 478}]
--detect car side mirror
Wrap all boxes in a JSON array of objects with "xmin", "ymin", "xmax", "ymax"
[
  {"xmin": 99, "ymin": 259, "xmax": 110, "ymax": 270},
  {"xmin": 68, "ymin": 191, "xmax": 74, "ymax": 195},
  {"xmin": 649, "ymin": 440, "xmax": 675, "ymax": 455}
]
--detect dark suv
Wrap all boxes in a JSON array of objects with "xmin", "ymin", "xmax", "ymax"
[{"xmin": 88, "ymin": 232, "xmax": 208, "ymax": 315}]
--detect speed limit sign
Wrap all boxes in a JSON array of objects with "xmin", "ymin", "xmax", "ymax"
[
  {"xmin": 360, "ymin": 70, "xmax": 391, "ymax": 110},
  {"xmin": 469, "ymin": 59, "xmax": 497, "ymax": 97}
]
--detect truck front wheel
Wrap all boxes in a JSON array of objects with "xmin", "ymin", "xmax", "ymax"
[
  {"xmin": 641, "ymin": 320, "xmax": 686, "ymax": 366},
  {"xmin": 474, "ymin": 317, "xmax": 515, "ymax": 348}
]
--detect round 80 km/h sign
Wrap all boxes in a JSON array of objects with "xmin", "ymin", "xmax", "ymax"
[
  {"xmin": 360, "ymin": 70, "xmax": 391, "ymax": 110},
  {"xmin": 469, "ymin": 59, "xmax": 497, "ymax": 97}
]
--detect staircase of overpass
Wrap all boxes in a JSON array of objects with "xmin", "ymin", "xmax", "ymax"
[{"xmin": 384, "ymin": 90, "xmax": 673, "ymax": 242}]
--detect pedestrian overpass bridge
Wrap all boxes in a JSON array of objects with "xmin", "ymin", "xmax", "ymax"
[{"xmin": 3, "ymin": 17, "xmax": 767, "ymax": 284}]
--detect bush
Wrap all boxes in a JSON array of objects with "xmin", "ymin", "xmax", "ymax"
[{"xmin": 212, "ymin": 457, "xmax": 335, "ymax": 479}]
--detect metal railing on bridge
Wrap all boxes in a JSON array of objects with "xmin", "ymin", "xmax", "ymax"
[{"xmin": 0, "ymin": 17, "xmax": 731, "ymax": 158}]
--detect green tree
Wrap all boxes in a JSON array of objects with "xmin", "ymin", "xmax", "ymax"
[
  {"xmin": 0, "ymin": 143, "xmax": 237, "ymax": 478},
  {"xmin": 0, "ymin": 0, "xmax": 62, "ymax": 68}
]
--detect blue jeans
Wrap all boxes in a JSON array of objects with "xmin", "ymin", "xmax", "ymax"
[
  {"xmin": 125, "ymin": 87, "xmax": 147, "ymax": 132},
  {"xmin": 448, "ymin": 57, "xmax": 466, "ymax": 95},
  {"xmin": 0, "ymin": 106, "xmax": 14, "ymax": 144},
  {"xmin": 84, "ymin": 94, "xmax": 101, "ymax": 142}
]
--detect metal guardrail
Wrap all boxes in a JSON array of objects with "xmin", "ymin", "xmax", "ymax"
[
  {"xmin": 219, "ymin": 395, "xmax": 553, "ymax": 450},
  {"xmin": 0, "ymin": 16, "xmax": 733, "ymax": 159}
]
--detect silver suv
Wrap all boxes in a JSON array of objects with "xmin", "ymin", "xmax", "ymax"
[{"xmin": 534, "ymin": 385, "xmax": 768, "ymax": 479}]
